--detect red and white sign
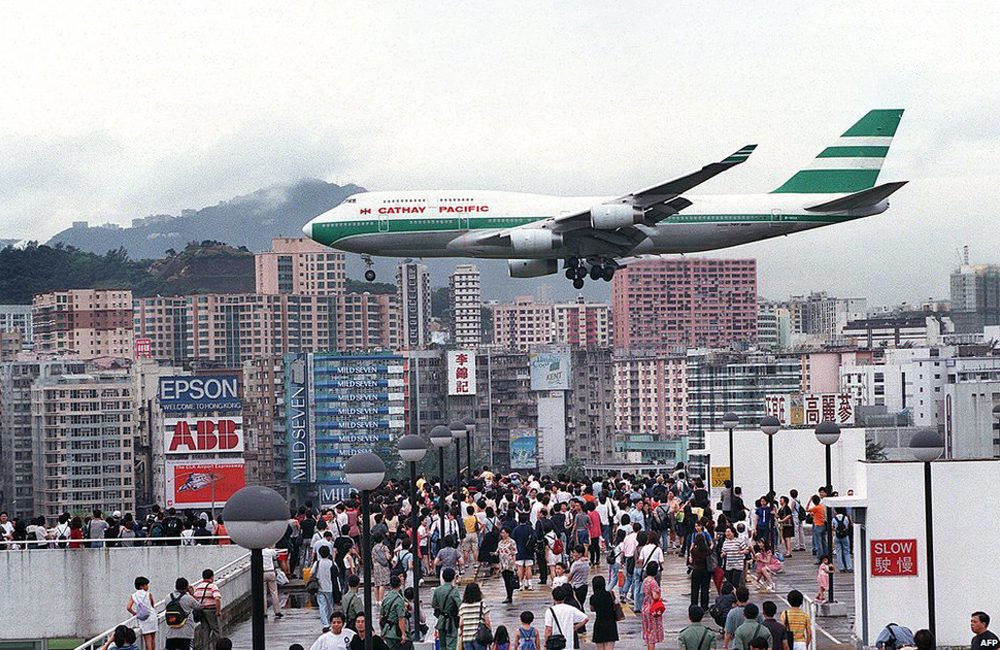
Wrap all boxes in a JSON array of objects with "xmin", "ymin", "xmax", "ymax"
[
  {"xmin": 870, "ymin": 538, "xmax": 918, "ymax": 577},
  {"xmin": 764, "ymin": 395, "xmax": 791, "ymax": 424},
  {"xmin": 447, "ymin": 350, "xmax": 476, "ymax": 396},
  {"xmin": 165, "ymin": 460, "xmax": 246, "ymax": 509},
  {"xmin": 135, "ymin": 337, "xmax": 152, "ymax": 359},
  {"xmin": 804, "ymin": 393, "xmax": 855, "ymax": 426},
  {"xmin": 164, "ymin": 417, "xmax": 244, "ymax": 455}
]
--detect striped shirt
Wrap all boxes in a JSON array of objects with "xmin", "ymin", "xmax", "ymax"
[
  {"xmin": 458, "ymin": 602, "xmax": 490, "ymax": 642},
  {"xmin": 722, "ymin": 538, "xmax": 748, "ymax": 571},
  {"xmin": 782, "ymin": 608, "xmax": 811, "ymax": 642}
]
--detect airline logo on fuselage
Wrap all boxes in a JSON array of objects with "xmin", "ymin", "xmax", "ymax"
[{"xmin": 361, "ymin": 204, "xmax": 491, "ymax": 216}]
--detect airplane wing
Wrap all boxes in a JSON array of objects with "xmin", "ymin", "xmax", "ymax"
[{"xmin": 546, "ymin": 144, "xmax": 756, "ymax": 233}]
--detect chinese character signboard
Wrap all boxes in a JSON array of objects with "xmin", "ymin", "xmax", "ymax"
[
  {"xmin": 710, "ymin": 466, "xmax": 731, "ymax": 489},
  {"xmin": 764, "ymin": 393, "xmax": 855, "ymax": 426},
  {"xmin": 135, "ymin": 337, "xmax": 152, "ymax": 359},
  {"xmin": 870, "ymin": 539, "xmax": 918, "ymax": 577},
  {"xmin": 529, "ymin": 349, "xmax": 571, "ymax": 391},
  {"xmin": 448, "ymin": 350, "xmax": 477, "ymax": 395},
  {"xmin": 158, "ymin": 376, "xmax": 242, "ymax": 413}
]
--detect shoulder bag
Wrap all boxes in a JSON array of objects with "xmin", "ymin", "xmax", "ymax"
[
  {"xmin": 474, "ymin": 602, "xmax": 494, "ymax": 645},
  {"xmin": 545, "ymin": 607, "xmax": 568, "ymax": 650}
]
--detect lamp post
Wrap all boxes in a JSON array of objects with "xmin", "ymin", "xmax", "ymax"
[
  {"xmin": 815, "ymin": 420, "xmax": 841, "ymax": 604},
  {"xmin": 398, "ymin": 435, "xmax": 429, "ymax": 642},
  {"xmin": 430, "ymin": 425, "xmax": 453, "ymax": 550},
  {"xmin": 911, "ymin": 430, "xmax": 944, "ymax": 640},
  {"xmin": 722, "ymin": 412, "xmax": 739, "ymax": 488},
  {"xmin": 221, "ymin": 486, "xmax": 289, "ymax": 650},
  {"xmin": 450, "ymin": 420, "xmax": 468, "ymax": 491},
  {"xmin": 760, "ymin": 416, "xmax": 780, "ymax": 495},
  {"xmin": 463, "ymin": 416, "xmax": 476, "ymax": 481},
  {"xmin": 344, "ymin": 452, "xmax": 387, "ymax": 650}
]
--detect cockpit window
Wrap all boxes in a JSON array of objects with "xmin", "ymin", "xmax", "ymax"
[{"xmin": 345, "ymin": 198, "xmax": 356, "ymax": 204}]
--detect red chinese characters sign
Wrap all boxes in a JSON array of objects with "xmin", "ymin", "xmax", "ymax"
[
  {"xmin": 447, "ymin": 350, "xmax": 476, "ymax": 396},
  {"xmin": 870, "ymin": 538, "xmax": 918, "ymax": 576}
]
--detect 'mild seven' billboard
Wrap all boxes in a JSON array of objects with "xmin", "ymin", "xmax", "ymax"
[{"xmin": 158, "ymin": 376, "xmax": 242, "ymax": 413}]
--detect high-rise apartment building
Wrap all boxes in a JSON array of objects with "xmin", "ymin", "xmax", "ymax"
[
  {"xmin": 0, "ymin": 359, "xmax": 87, "ymax": 517},
  {"xmin": 554, "ymin": 297, "xmax": 612, "ymax": 349},
  {"xmin": 338, "ymin": 292, "xmax": 400, "ymax": 351},
  {"xmin": 0, "ymin": 305, "xmax": 33, "ymax": 349},
  {"xmin": 134, "ymin": 294, "xmax": 338, "ymax": 366},
  {"xmin": 33, "ymin": 289, "xmax": 134, "ymax": 358},
  {"xmin": 0, "ymin": 331, "xmax": 22, "ymax": 362},
  {"xmin": 397, "ymin": 262, "xmax": 431, "ymax": 349},
  {"xmin": 950, "ymin": 259, "xmax": 1000, "ymax": 333},
  {"xmin": 242, "ymin": 356, "xmax": 287, "ymax": 492},
  {"xmin": 685, "ymin": 349, "xmax": 802, "ymax": 451},
  {"xmin": 492, "ymin": 297, "xmax": 554, "ymax": 351},
  {"xmin": 565, "ymin": 349, "xmax": 617, "ymax": 465},
  {"xmin": 613, "ymin": 352, "xmax": 688, "ymax": 438},
  {"xmin": 255, "ymin": 237, "xmax": 346, "ymax": 297},
  {"xmin": 611, "ymin": 258, "xmax": 757, "ymax": 351},
  {"xmin": 757, "ymin": 302, "xmax": 792, "ymax": 349},
  {"xmin": 449, "ymin": 265, "xmax": 482, "ymax": 347},
  {"xmin": 30, "ymin": 370, "xmax": 135, "ymax": 517}
]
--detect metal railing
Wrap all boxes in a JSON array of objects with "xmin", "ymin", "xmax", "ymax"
[
  {"xmin": 0, "ymin": 535, "xmax": 232, "ymax": 550},
  {"xmin": 72, "ymin": 549, "xmax": 252, "ymax": 650}
]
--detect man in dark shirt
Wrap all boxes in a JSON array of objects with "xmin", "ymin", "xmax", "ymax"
[
  {"xmin": 761, "ymin": 601, "xmax": 788, "ymax": 650},
  {"xmin": 972, "ymin": 611, "xmax": 999, "ymax": 650},
  {"xmin": 512, "ymin": 512, "xmax": 536, "ymax": 590}
]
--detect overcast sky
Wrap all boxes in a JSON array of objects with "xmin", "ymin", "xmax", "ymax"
[{"xmin": 2, "ymin": 2, "xmax": 999, "ymax": 304}]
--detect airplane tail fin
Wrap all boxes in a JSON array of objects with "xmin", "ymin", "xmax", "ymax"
[{"xmin": 771, "ymin": 109, "xmax": 904, "ymax": 194}]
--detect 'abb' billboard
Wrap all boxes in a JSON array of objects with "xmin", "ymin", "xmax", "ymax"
[{"xmin": 164, "ymin": 417, "xmax": 244, "ymax": 454}]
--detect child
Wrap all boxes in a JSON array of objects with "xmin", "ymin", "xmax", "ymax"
[
  {"xmin": 492, "ymin": 625, "xmax": 511, "ymax": 650},
  {"xmin": 551, "ymin": 562, "xmax": 569, "ymax": 589},
  {"xmin": 816, "ymin": 555, "xmax": 833, "ymax": 602},
  {"xmin": 513, "ymin": 611, "xmax": 539, "ymax": 650}
]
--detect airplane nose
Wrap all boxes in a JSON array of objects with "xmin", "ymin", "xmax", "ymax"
[{"xmin": 302, "ymin": 219, "xmax": 313, "ymax": 239}]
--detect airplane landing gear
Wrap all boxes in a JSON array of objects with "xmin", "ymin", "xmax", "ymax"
[
  {"xmin": 362, "ymin": 254, "xmax": 376, "ymax": 282},
  {"xmin": 564, "ymin": 257, "xmax": 616, "ymax": 288}
]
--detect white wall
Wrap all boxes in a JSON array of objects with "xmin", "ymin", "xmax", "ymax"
[
  {"xmin": 538, "ymin": 393, "xmax": 566, "ymax": 469},
  {"xmin": 0, "ymin": 545, "xmax": 247, "ymax": 640},
  {"xmin": 853, "ymin": 459, "xmax": 1000, "ymax": 647},
  {"xmin": 705, "ymin": 427, "xmax": 866, "ymax": 502}
]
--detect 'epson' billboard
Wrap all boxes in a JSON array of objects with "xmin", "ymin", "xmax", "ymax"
[{"xmin": 158, "ymin": 376, "xmax": 242, "ymax": 413}]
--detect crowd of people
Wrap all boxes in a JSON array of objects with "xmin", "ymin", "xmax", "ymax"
[{"xmin": 15, "ymin": 463, "xmax": 996, "ymax": 650}]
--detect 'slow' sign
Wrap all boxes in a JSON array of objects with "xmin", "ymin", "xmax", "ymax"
[{"xmin": 870, "ymin": 538, "xmax": 918, "ymax": 576}]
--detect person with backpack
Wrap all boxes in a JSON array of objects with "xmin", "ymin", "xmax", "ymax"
[
  {"xmin": 431, "ymin": 567, "xmax": 462, "ymax": 650},
  {"xmin": 128, "ymin": 576, "xmax": 158, "ymax": 650},
  {"xmin": 832, "ymin": 510, "xmax": 853, "ymax": 572},
  {"xmin": 875, "ymin": 623, "xmax": 916, "ymax": 650},
  {"xmin": 164, "ymin": 577, "xmax": 201, "ymax": 650},
  {"xmin": 162, "ymin": 508, "xmax": 184, "ymax": 546}
]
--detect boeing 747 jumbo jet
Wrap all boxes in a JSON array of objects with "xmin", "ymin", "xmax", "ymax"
[{"xmin": 303, "ymin": 110, "xmax": 905, "ymax": 288}]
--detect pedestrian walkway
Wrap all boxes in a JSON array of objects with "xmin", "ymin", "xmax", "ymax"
[{"xmin": 228, "ymin": 547, "xmax": 856, "ymax": 649}]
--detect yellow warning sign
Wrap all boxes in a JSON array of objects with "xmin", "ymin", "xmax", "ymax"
[{"xmin": 711, "ymin": 466, "xmax": 731, "ymax": 488}]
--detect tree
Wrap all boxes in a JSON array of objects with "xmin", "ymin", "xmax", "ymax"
[{"xmin": 866, "ymin": 438, "xmax": 888, "ymax": 461}]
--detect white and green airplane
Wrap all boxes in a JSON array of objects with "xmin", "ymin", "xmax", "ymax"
[{"xmin": 303, "ymin": 109, "xmax": 905, "ymax": 288}]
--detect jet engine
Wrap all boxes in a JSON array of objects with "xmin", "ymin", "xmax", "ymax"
[
  {"xmin": 510, "ymin": 228, "xmax": 563, "ymax": 254},
  {"xmin": 508, "ymin": 259, "xmax": 558, "ymax": 278},
  {"xmin": 590, "ymin": 203, "xmax": 643, "ymax": 229}
]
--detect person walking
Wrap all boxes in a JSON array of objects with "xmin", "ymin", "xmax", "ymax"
[
  {"xmin": 788, "ymin": 490, "xmax": 806, "ymax": 552},
  {"xmin": 831, "ymin": 510, "xmax": 853, "ymax": 572},
  {"xmin": 313, "ymin": 546, "xmax": 338, "ymax": 632},
  {"xmin": 689, "ymin": 532, "xmax": 713, "ymax": 610},
  {"xmin": 722, "ymin": 527, "xmax": 748, "ymax": 590},
  {"xmin": 679, "ymin": 605, "xmax": 716, "ymax": 650},
  {"xmin": 261, "ymin": 546, "xmax": 283, "ymax": 618},
  {"xmin": 192, "ymin": 569, "xmax": 222, "ymax": 650},
  {"xmin": 379, "ymin": 575, "xmax": 408, "ymax": 650},
  {"xmin": 371, "ymin": 533, "xmax": 392, "ymax": 604},
  {"xmin": 544, "ymin": 584, "xmax": 589, "ymax": 650},
  {"xmin": 431, "ymin": 568, "xmax": 462, "ymax": 650},
  {"xmin": 457, "ymin": 583, "xmax": 492, "ymax": 650},
  {"xmin": 497, "ymin": 527, "xmax": 518, "ymax": 604},
  {"xmin": 640, "ymin": 562, "xmax": 665, "ymax": 650},
  {"xmin": 781, "ymin": 590, "xmax": 812, "ymax": 650},
  {"xmin": 127, "ymin": 577, "xmax": 158, "ymax": 650},
  {"xmin": 589, "ymin": 575, "xmax": 619, "ymax": 650},
  {"xmin": 164, "ymin": 577, "xmax": 200, "ymax": 650}
]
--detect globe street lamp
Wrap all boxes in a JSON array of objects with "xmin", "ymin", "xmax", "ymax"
[
  {"xmin": 760, "ymin": 416, "xmax": 780, "ymax": 495},
  {"xmin": 463, "ymin": 416, "xmax": 477, "ymax": 481},
  {"xmin": 814, "ymin": 420, "xmax": 841, "ymax": 604},
  {"xmin": 722, "ymin": 412, "xmax": 739, "ymax": 488},
  {"xmin": 911, "ymin": 430, "xmax": 944, "ymax": 640},
  {"xmin": 221, "ymin": 486, "xmax": 289, "ymax": 650},
  {"xmin": 449, "ymin": 420, "xmax": 468, "ymax": 489},
  {"xmin": 344, "ymin": 452, "xmax": 386, "ymax": 650},
  {"xmin": 398, "ymin": 434, "xmax": 428, "ymax": 641},
  {"xmin": 430, "ymin": 425, "xmax": 453, "ymax": 550}
]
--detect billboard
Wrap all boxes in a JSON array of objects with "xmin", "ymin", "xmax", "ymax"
[
  {"xmin": 530, "ymin": 350, "xmax": 571, "ymax": 391},
  {"xmin": 509, "ymin": 429, "xmax": 538, "ymax": 470},
  {"xmin": 285, "ymin": 356, "xmax": 314, "ymax": 485},
  {"xmin": 764, "ymin": 393, "xmax": 856, "ymax": 426},
  {"xmin": 165, "ymin": 460, "xmax": 246, "ymax": 509},
  {"xmin": 164, "ymin": 417, "xmax": 244, "ymax": 455},
  {"xmin": 447, "ymin": 350, "xmax": 476, "ymax": 395},
  {"xmin": 135, "ymin": 337, "xmax": 152, "ymax": 359},
  {"xmin": 158, "ymin": 375, "xmax": 241, "ymax": 413},
  {"xmin": 870, "ymin": 539, "xmax": 918, "ymax": 577}
]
